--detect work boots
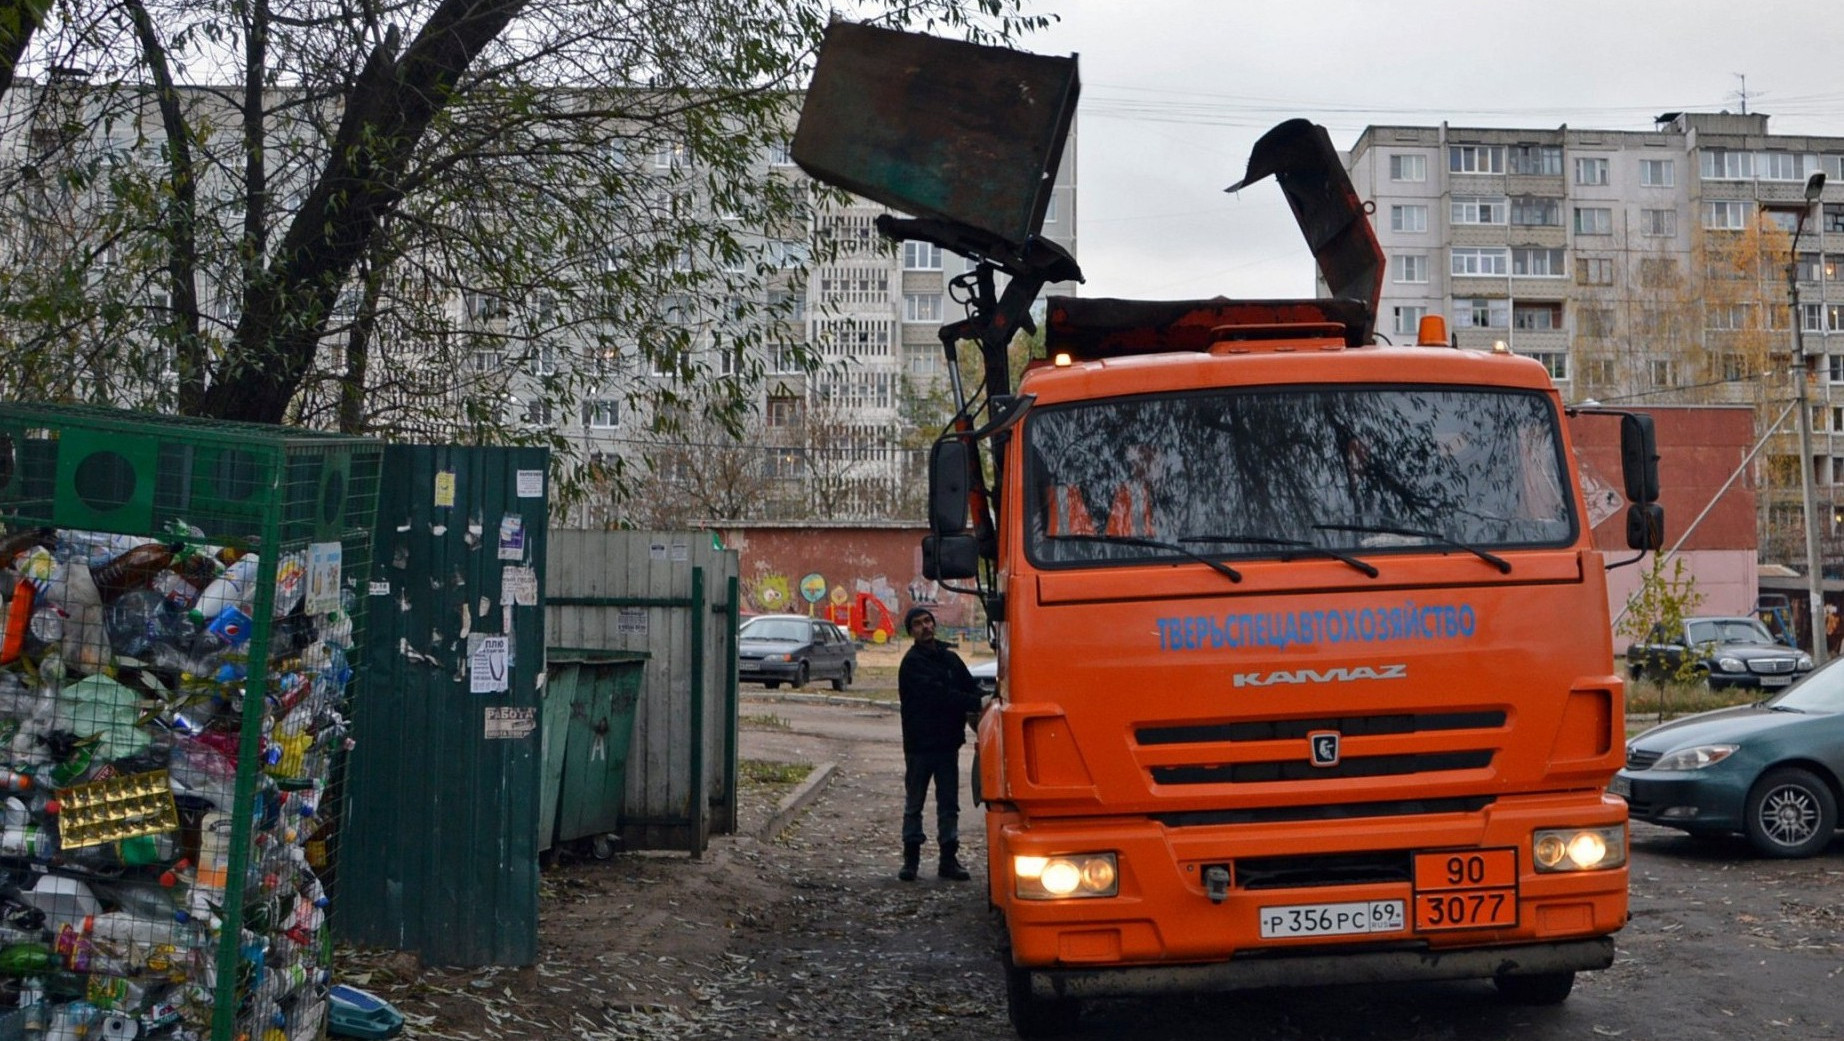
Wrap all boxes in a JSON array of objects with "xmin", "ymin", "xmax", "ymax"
[
  {"xmin": 898, "ymin": 843, "xmax": 921, "ymax": 882},
  {"xmin": 938, "ymin": 842, "xmax": 972, "ymax": 881}
]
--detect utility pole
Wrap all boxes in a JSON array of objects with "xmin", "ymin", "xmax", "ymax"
[{"xmin": 1790, "ymin": 171, "xmax": 1828, "ymax": 664}]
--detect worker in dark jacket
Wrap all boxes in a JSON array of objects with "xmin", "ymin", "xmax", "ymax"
[{"xmin": 896, "ymin": 605, "xmax": 984, "ymax": 881}]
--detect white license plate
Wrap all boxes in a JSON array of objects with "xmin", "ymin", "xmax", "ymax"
[
  {"xmin": 1259, "ymin": 899, "xmax": 1405, "ymax": 939},
  {"xmin": 1761, "ymin": 675, "xmax": 1792, "ymax": 687},
  {"xmin": 1608, "ymin": 775, "xmax": 1631, "ymax": 799}
]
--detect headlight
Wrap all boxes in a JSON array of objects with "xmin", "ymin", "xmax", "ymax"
[
  {"xmin": 1651, "ymin": 744, "xmax": 1738, "ymax": 771},
  {"xmin": 1798, "ymin": 654, "xmax": 1815, "ymax": 669},
  {"xmin": 1714, "ymin": 655, "xmax": 1745, "ymax": 673},
  {"xmin": 1014, "ymin": 852, "xmax": 1118, "ymax": 899},
  {"xmin": 1533, "ymin": 826, "xmax": 1626, "ymax": 872}
]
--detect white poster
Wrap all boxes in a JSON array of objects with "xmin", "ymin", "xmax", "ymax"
[
  {"xmin": 468, "ymin": 634, "xmax": 510, "ymax": 693},
  {"xmin": 306, "ymin": 542, "xmax": 343, "ymax": 614}
]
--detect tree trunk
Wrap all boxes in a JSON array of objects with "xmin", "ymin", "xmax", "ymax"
[{"xmin": 196, "ymin": 0, "xmax": 529, "ymax": 423}]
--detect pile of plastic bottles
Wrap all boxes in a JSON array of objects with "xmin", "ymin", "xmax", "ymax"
[{"xmin": 0, "ymin": 522, "xmax": 355, "ymax": 1041}]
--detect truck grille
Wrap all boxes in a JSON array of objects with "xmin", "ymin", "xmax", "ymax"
[
  {"xmin": 1154, "ymin": 795, "xmax": 1492, "ymax": 828},
  {"xmin": 1138, "ymin": 710, "xmax": 1504, "ymax": 788}
]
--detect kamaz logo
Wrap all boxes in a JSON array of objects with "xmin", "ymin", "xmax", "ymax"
[{"xmin": 1231, "ymin": 664, "xmax": 1409, "ymax": 688}]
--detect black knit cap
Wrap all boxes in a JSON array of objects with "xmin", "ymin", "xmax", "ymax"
[{"xmin": 903, "ymin": 606, "xmax": 935, "ymax": 633}]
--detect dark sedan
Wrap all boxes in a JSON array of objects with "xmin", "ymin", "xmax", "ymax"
[
  {"xmin": 738, "ymin": 614, "xmax": 857, "ymax": 691},
  {"xmin": 1613, "ymin": 658, "xmax": 1844, "ymax": 858},
  {"xmin": 1625, "ymin": 615, "xmax": 1813, "ymax": 691}
]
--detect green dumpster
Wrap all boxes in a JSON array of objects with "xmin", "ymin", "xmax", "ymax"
[{"xmin": 540, "ymin": 648, "xmax": 648, "ymax": 859}]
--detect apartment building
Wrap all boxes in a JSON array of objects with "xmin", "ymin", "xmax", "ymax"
[{"xmin": 1348, "ymin": 112, "xmax": 1844, "ymax": 562}]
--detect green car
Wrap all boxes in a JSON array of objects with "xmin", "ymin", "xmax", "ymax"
[{"xmin": 1614, "ymin": 660, "xmax": 1844, "ymax": 858}]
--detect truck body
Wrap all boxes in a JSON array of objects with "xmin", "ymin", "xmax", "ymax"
[
  {"xmin": 789, "ymin": 23, "xmax": 1659, "ymax": 1036},
  {"xmin": 981, "ymin": 301, "xmax": 1634, "ymax": 1033}
]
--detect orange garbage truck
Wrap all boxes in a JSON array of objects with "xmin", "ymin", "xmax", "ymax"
[{"xmin": 792, "ymin": 22, "xmax": 1664, "ymax": 1037}]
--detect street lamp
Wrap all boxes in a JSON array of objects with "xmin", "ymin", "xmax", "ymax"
[{"xmin": 1789, "ymin": 170, "xmax": 1828, "ymax": 663}]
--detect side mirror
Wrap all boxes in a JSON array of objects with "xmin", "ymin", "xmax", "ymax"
[
  {"xmin": 1620, "ymin": 414, "xmax": 1660, "ymax": 504},
  {"xmin": 923, "ymin": 533, "xmax": 980, "ymax": 580},
  {"xmin": 929, "ymin": 439, "xmax": 972, "ymax": 535},
  {"xmin": 1625, "ymin": 502, "xmax": 1664, "ymax": 552}
]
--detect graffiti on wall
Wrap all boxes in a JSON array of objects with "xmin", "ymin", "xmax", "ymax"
[{"xmin": 746, "ymin": 570, "xmax": 902, "ymax": 642}]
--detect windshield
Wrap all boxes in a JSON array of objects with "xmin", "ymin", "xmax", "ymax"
[
  {"xmin": 1024, "ymin": 384, "xmax": 1574, "ymax": 567},
  {"xmin": 1685, "ymin": 618, "xmax": 1776, "ymax": 645},
  {"xmin": 740, "ymin": 618, "xmax": 808, "ymax": 642},
  {"xmin": 1771, "ymin": 657, "xmax": 1844, "ymax": 712}
]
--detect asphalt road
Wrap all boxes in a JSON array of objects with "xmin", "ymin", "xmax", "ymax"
[{"xmin": 735, "ymin": 695, "xmax": 1844, "ymax": 1041}]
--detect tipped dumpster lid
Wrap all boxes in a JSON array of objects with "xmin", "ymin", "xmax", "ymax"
[
  {"xmin": 1225, "ymin": 119, "xmax": 1384, "ymax": 342},
  {"xmin": 791, "ymin": 20, "xmax": 1079, "ymax": 259}
]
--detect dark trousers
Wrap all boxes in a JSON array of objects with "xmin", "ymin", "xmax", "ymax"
[{"xmin": 901, "ymin": 747, "xmax": 961, "ymax": 847}]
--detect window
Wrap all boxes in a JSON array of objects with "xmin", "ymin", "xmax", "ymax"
[
  {"xmin": 1639, "ymin": 209, "xmax": 1677, "ymax": 237},
  {"xmin": 1574, "ymin": 157, "xmax": 1610, "ymax": 186},
  {"xmin": 1454, "ymin": 297, "xmax": 1509, "ymax": 328},
  {"xmin": 1389, "ymin": 154, "xmax": 1427, "ymax": 182},
  {"xmin": 762, "ymin": 448, "xmax": 807, "ymax": 479},
  {"xmin": 1508, "ymin": 145, "xmax": 1563, "ymax": 176},
  {"xmin": 1573, "ymin": 207, "xmax": 1613, "ymax": 235},
  {"xmin": 522, "ymin": 399, "xmax": 554, "ymax": 426},
  {"xmin": 1451, "ymin": 197, "xmax": 1507, "ymax": 225},
  {"xmin": 1701, "ymin": 150, "xmax": 1753, "ymax": 179},
  {"xmin": 1577, "ymin": 256, "xmax": 1615, "ymax": 285},
  {"xmin": 1705, "ymin": 303, "xmax": 1748, "ymax": 331},
  {"xmin": 471, "ymin": 348, "xmax": 503, "ymax": 373},
  {"xmin": 1578, "ymin": 308, "xmax": 1616, "ymax": 338},
  {"xmin": 1390, "ymin": 204, "xmax": 1428, "ymax": 233},
  {"xmin": 903, "ymin": 241, "xmax": 942, "ymax": 270},
  {"xmin": 1392, "ymin": 305, "xmax": 1427, "ymax": 336},
  {"xmin": 1581, "ymin": 358, "xmax": 1617, "ymax": 385},
  {"xmin": 1510, "ymin": 196, "xmax": 1561, "ymax": 226},
  {"xmin": 768, "ymin": 342, "xmax": 802, "ymax": 374},
  {"xmin": 584, "ymin": 399, "xmax": 619, "ymax": 428},
  {"xmin": 1717, "ymin": 353, "xmax": 1747, "ymax": 382},
  {"xmin": 1393, "ymin": 254, "xmax": 1428, "ymax": 283},
  {"xmin": 766, "ymin": 139, "xmax": 795, "ymax": 166},
  {"xmin": 1640, "ymin": 159, "xmax": 1674, "ymax": 187},
  {"xmin": 653, "ymin": 141, "xmax": 693, "ymax": 170},
  {"xmin": 1451, "ymin": 248, "xmax": 1508, "ymax": 277},
  {"xmin": 1043, "ymin": 194, "xmax": 1060, "ymax": 224},
  {"xmin": 529, "ymin": 345, "xmax": 557, "ymax": 376},
  {"xmin": 1514, "ymin": 302, "xmax": 1563, "ymax": 330},
  {"xmin": 1762, "ymin": 152, "xmax": 1805, "ymax": 181},
  {"xmin": 1530, "ymin": 351, "xmax": 1569, "ymax": 380},
  {"xmin": 904, "ymin": 292, "xmax": 943, "ymax": 323},
  {"xmin": 1764, "ymin": 209, "xmax": 1800, "ymax": 234},
  {"xmin": 1511, "ymin": 248, "xmax": 1564, "ymax": 277},
  {"xmin": 1704, "ymin": 200, "xmax": 1748, "ymax": 230},
  {"xmin": 1449, "ymin": 145, "xmax": 1503, "ymax": 174},
  {"xmin": 766, "ymin": 395, "xmax": 801, "ymax": 427},
  {"xmin": 1638, "ymin": 257, "xmax": 1679, "ymax": 288},
  {"xmin": 1649, "ymin": 359, "xmax": 1677, "ymax": 387}
]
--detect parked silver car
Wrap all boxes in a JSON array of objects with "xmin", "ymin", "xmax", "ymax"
[{"xmin": 738, "ymin": 614, "xmax": 857, "ymax": 690}]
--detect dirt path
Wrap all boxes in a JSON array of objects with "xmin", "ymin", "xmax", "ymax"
[{"xmin": 362, "ymin": 692, "xmax": 1844, "ymax": 1041}]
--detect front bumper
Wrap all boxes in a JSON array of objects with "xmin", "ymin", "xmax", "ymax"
[
  {"xmin": 1023, "ymin": 937, "xmax": 1614, "ymax": 999},
  {"xmin": 1612, "ymin": 768, "xmax": 1744, "ymax": 831},
  {"xmin": 739, "ymin": 659, "xmax": 801, "ymax": 683}
]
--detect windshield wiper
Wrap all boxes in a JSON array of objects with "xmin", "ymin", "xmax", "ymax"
[
  {"xmin": 1312, "ymin": 522, "xmax": 1511, "ymax": 574},
  {"xmin": 1180, "ymin": 533, "xmax": 1378, "ymax": 578},
  {"xmin": 1047, "ymin": 533, "xmax": 1242, "ymax": 583}
]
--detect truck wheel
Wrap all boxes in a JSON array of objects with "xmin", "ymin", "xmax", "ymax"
[
  {"xmin": 1005, "ymin": 963, "xmax": 1078, "ymax": 1038},
  {"xmin": 1494, "ymin": 970, "xmax": 1574, "ymax": 1005},
  {"xmin": 1744, "ymin": 767, "xmax": 1837, "ymax": 858},
  {"xmin": 832, "ymin": 662, "xmax": 852, "ymax": 692}
]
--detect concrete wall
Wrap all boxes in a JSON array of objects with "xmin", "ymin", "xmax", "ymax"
[{"xmin": 1570, "ymin": 405, "xmax": 1759, "ymax": 635}]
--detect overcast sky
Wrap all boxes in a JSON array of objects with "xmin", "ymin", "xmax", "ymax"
[{"xmin": 1025, "ymin": 0, "xmax": 1844, "ymax": 300}]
